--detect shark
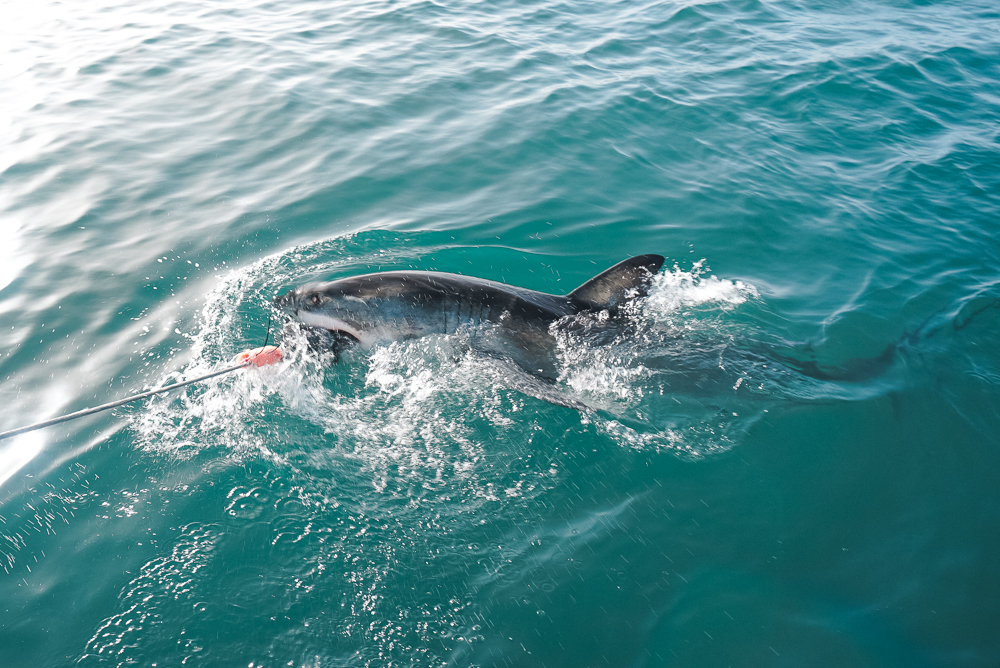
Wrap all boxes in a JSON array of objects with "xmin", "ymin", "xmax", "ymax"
[{"xmin": 273, "ymin": 254, "xmax": 665, "ymax": 396}]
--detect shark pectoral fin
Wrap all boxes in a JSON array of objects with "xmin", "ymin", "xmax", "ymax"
[
  {"xmin": 474, "ymin": 353, "xmax": 591, "ymax": 412},
  {"xmin": 568, "ymin": 254, "xmax": 665, "ymax": 313},
  {"xmin": 463, "ymin": 351, "xmax": 589, "ymax": 411},
  {"xmin": 506, "ymin": 373, "xmax": 593, "ymax": 412}
]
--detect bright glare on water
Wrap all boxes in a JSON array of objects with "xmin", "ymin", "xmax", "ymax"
[{"xmin": 2, "ymin": 0, "xmax": 1000, "ymax": 666}]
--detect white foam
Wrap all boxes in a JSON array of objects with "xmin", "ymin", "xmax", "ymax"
[{"xmin": 645, "ymin": 260, "xmax": 758, "ymax": 316}]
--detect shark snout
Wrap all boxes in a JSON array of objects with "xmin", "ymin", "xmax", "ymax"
[{"xmin": 273, "ymin": 290, "xmax": 297, "ymax": 313}]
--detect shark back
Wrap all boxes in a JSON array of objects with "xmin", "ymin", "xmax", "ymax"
[{"xmin": 328, "ymin": 270, "xmax": 577, "ymax": 324}]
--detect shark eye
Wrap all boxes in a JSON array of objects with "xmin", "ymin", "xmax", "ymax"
[{"xmin": 310, "ymin": 295, "xmax": 321, "ymax": 305}]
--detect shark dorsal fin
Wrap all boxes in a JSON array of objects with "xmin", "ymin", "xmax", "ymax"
[{"xmin": 568, "ymin": 254, "xmax": 665, "ymax": 312}]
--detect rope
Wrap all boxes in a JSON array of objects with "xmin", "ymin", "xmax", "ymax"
[{"xmin": 0, "ymin": 361, "xmax": 250, "ymax": 441}]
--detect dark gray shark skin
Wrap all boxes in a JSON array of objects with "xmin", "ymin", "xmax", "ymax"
[{"xmin": 274, "ymin": 254, "xmax": 665, "ymax": 381}]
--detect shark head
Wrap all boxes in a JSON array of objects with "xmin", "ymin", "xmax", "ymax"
[{"xmin": 273, "ymin": 282, "xmax": 374, "ymax": 347}]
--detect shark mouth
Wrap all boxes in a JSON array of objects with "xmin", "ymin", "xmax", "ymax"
[
  {"xmin": 284, "ymin": 323, "xmax": 359, "ymax": 360},
  {"xmin": 297, "ymin": 312, "xmax": 372, "ymax": 348},
  {"xmin": 318, "ymin": 327, "xmax": 360, "ymax": 345}
]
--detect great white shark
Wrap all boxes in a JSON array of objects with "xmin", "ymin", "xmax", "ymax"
[{"xmin": 274, "ymin": 254, "xmax": 665, "ymax": 390}]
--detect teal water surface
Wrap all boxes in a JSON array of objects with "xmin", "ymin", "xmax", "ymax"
[{"xmin": 2, "ymin": 0, "xmax": 1000, "ymax": 666}]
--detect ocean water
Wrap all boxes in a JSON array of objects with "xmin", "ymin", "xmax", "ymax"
[{"xmin": 2, "ymin": 0, "xmax": 1000, "ymax": 665}]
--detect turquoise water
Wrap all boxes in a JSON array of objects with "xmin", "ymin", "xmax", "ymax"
[{"xmin": 2, "ymin": 0, "xmax": 1000, "ymax": 665}]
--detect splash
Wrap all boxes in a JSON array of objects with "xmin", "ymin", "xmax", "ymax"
[
  {"xmin": 130, "ymin": 242, "xmax": 771, "ymax": 472},
  {"xmin": 80, "ymin": 524, "xmax": 220, "ymax": 664},
  {"xmin": 645, "ymin": 260, "xmax": 759, "ymax": 318},
  {"xmin": 553, "ymin": 261, "xmax": 769, "ymax": 457}
]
